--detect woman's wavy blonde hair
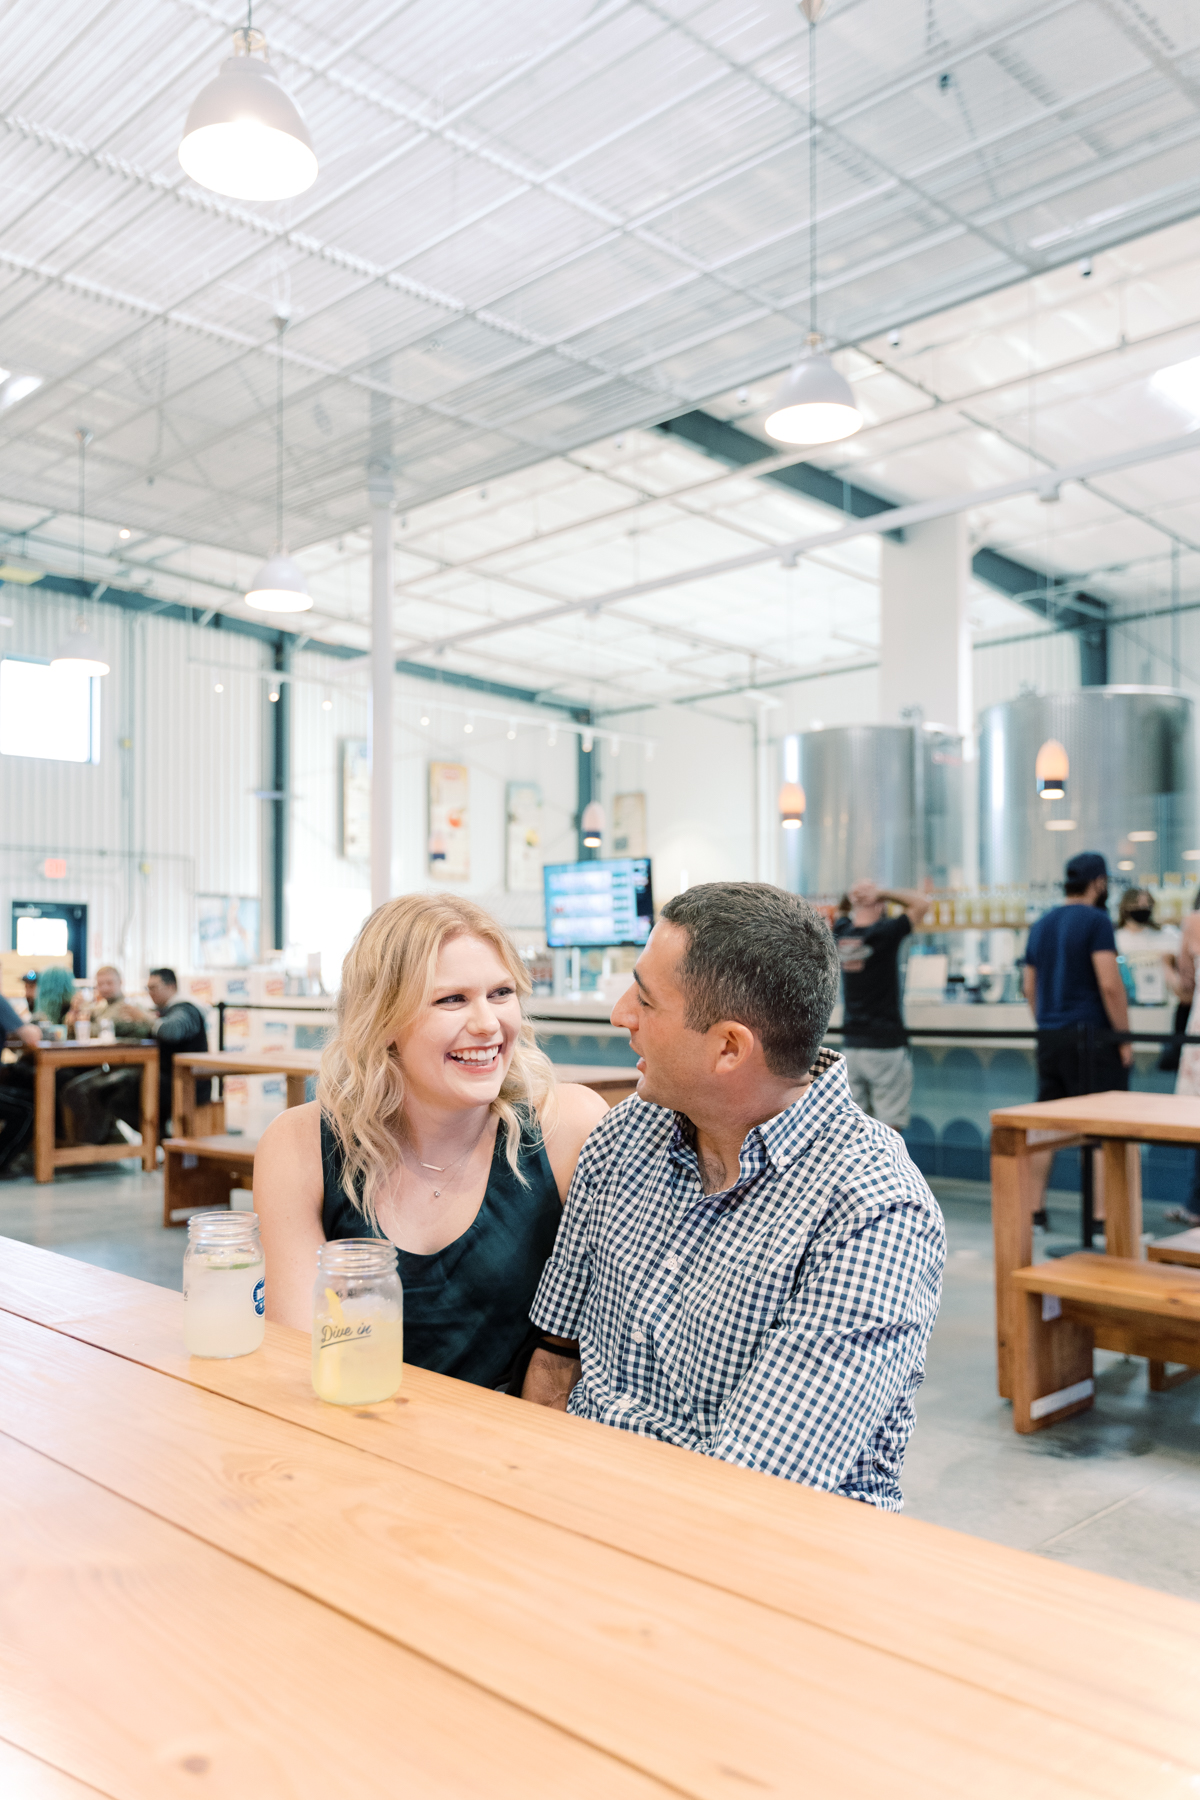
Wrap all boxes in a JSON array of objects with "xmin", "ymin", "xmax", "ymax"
[{"xmin": 318, "ymin": 893, "xmax": 557, "ymax": 1230}]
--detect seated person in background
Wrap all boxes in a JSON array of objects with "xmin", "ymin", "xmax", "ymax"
[
  {"xmin": 146, "ymin": 968, "xmax": 210, "ymax": 1136},
  {"xmin": 524, "ymin": 882, "xmax": 946, "ymax": 1510},
  {"xmin": 0, "ymin": 994, "xmax": 41, "ymax": 1174},
  {"xmin": 33, "ymin": 967, "xmax": 75, "ymax": 1030},
  {"xmin": 832, "ymin": 877, "xmax": 929, "ymax": 1133},
  {"xmin": 255, "ymin": 893, "xmax": 606, "ymax": 1391},
  {"xmin": 19, "ymin": 970, "xmax": 39, "ymax": 1018},
  {"xmin": 60, "ymin": 966, "xmax": 158, "ymax": 1146},
  {"xmin": 0, "ymin": 966, "xmax": 77, "ymax": 1142},
  {"xmin": 67, "ymin": 964, "xmax": 156, "ymax": 1038}
]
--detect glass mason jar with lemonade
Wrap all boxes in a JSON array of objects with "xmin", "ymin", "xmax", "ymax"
[{"xmin": 312, "ymin": 1239, "xmax": 404, "ymax": 1405}]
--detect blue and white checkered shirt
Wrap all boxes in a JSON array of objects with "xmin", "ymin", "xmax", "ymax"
[{"xmin": 531, "ymin": 1050, "xmax": 945, "ymax": 1509}]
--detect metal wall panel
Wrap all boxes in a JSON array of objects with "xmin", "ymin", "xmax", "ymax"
[{"xmin": 0, "ymin": 587, "xmax": 261, "ymax": 981}]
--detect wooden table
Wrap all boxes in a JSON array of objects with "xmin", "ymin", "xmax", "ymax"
[
  {"xmin": 990, "ymin": 1091, "xmax": 1200, "ymax": 1405},
  {"xmin": 1, "ymin": 1238, "xmax": 1199, "ymax": 1797},
  {"xmin": 173, "ymin": 1050, "xmax": 320, "ymax": 1137},
  {"xmin": 25, "ymin": 1041, "xmax": 158, "ymax": 1184}
]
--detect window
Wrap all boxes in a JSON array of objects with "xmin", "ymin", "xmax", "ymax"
[
  {"xmin": 15, "ymin": 916, "xmax": 68, "ymax": 956},
  {"xmin": 0, "ymin": 656, "xmax": 99, "ymax": 762}
]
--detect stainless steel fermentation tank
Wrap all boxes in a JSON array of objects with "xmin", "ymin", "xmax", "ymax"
[
  {"xmin": 783, "ymin": 725, "xmax": 965, "ymax": 897},
  {"xmin": 979, "ymin": 687, "xmax": 1197, "ymax": 887}
]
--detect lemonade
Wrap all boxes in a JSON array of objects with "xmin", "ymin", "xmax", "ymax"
[
  {"xmin": 311, "ymin": 1240, "xmax": 404, "ymax": 1406},
  {"xmin": 183, "ymin": 1211, "xmax": 266, "ymax": 1359},
  {"xmin": 311, "ymin": 1295, "xmax": 404, "ymax": 1404}
]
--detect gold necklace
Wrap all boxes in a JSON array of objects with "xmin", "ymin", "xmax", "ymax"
[{"xmin": 398, "ymin": 1134, "xmax": 479, "ymax": 1201}]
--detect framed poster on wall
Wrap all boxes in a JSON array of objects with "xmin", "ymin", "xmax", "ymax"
[
  {"xmin": 506, "ymin": 780, "xmax": 543, "ymax": 891},
  {"xmin": 197, "ymin": 896, "xmax": 261, "ymax": 968},
  {"xmin": 340, "ymin": 738, "xmax": 370, "ymax": 860},
  {"xmin": 428, "ymin": 760, "xmax": 470, "ymax": 881}
]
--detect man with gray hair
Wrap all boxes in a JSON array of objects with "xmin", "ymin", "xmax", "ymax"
[{"xmin": 523, "ymin": 882, "xmax": 945, "ymax": 1510}]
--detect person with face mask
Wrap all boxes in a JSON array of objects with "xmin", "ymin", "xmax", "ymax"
[
  {"xmin": 1114, "ymin": 888, "xmax": 1179, "ymax": 1007},
  {"xmin": 1166, "ymin": 889, "xmax": 1200, "ymax": 1226},
  {"xmin": 1022, "ymin": 852, "xmax": 1132, "ymax": 1228}
]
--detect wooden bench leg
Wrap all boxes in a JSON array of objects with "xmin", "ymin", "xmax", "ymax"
[
  {"xmin": 1011, "ymin": 1286, "xmax": 1095, "ymax": 1433},
  {"xmin": 163, "ymin": 1156, "xmax": 239, "ymax": 1228},
  {"xmin": 1148, "ymin": 1360, "xmax": 1199, "ymax": 1393}
]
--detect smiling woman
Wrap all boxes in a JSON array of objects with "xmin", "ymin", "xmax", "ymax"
[{"xmin": 253, "ymin": 894, "xmax": 607, "ymax": 1391}]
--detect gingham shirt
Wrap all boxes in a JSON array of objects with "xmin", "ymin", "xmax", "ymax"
[{"xmin": 531, "ymin": 1050, "xmax": 945, "ymax": 1509}]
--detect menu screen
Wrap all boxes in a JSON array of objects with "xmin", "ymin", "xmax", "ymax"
[{"xmin": 543, "ymin": 858, "xmax": 654, "ymax": 949}]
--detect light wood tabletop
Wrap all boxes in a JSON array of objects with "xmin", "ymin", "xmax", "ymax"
[
  {"xmin": 990, "ymin": 1092, "xmax": 1200, "ymax": 1427},
  {"xmin": 0, "ymin": 1239, "xmax": 1198, "ymax": 1798},
  {"xmin": 25, "ymin": 1041, "xmax": 158, "ymax": 1184}
]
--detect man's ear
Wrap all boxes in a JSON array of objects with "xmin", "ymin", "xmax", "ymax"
[{"xmin": 712, "ymin": 1020, "xmax": 756, "ymax": 1070}]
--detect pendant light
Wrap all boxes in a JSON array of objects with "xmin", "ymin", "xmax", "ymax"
[
  {"xmin": 778, "ymin": 782, "xmax": 806, "ymax": 829},
  {"xmin": 764, "ymin": 2, "xmax": 862, "ymax": 448},
  {"xmin": 179, "ymin": 15, "xmax": 317, "ymax": 203},
  {"xmin": 245, "ymin": 317, "xmax": 312, "ymax": 614},
  {"xmin": 580, "ymin": 801, "xmax": 605, "ymax": 849},
  {"xmin": 52, "ymin": 427, "xmax": 109, "ymax": 677},
  {"xmin": 1035, "ymin": 738, "xmax": 1069, "ymax": 800}
]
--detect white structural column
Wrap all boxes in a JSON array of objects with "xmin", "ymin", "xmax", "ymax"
[
  {"xmin": 878, "ymin": 514, "xmax": 972, "ymax": 737},
  {"xmin": 368, "ymin": 465, "xmax": 395, "ymax": 911}
]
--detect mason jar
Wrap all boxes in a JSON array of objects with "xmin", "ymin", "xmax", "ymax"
[
  {"xmin": 312, "ymin": 1239, "xmax": 404, "ymax": 1405},
  {"xmin": 183, "ymin": 1210, "xmax": 265, "ymax": 1358}
]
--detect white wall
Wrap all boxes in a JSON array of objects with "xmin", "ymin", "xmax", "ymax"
[{"xmin": 601, "ymin": 704, "xmax": 755, "ymax": 899}]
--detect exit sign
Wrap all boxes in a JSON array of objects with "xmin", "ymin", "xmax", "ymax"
[{"xmin": 42, "ymin": 859, "xmax": 66, "ymax": 879}]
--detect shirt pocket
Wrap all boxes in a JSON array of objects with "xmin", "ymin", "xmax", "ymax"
[{"xmin": 664, "ymin": 1252, "xmax": 796, "ymax": 1419}]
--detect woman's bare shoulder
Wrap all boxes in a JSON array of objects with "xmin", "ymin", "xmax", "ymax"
[
  {"xmin": 551, "ymin": 1081, "xmax": 610, "ymax": 1136},
  {"xmin": 256, "ymin": 1098, "xmax": 322, "ymax": 1164}
]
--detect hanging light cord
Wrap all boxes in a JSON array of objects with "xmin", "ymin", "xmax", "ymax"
[
  {"xmin": 275, "ymin": 317, "xmax": 285, "ymax": 552},
  {"xmin": 808, "ymin": 19, "xmax": 818, "ymax": 344},
  {"xmin": 76, "ymin": 426, "xmax": 92, "ymax": 583}
]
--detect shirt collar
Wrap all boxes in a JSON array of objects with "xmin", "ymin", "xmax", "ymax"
[{"xmin": 667, "ymin": 1049, "xmax": 850, "ymax": 1186}]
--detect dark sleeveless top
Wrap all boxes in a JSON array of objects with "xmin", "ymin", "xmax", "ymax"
[{"xmin": 319, "ymin": 1113, "xmax": 562, "ymax": 1390}]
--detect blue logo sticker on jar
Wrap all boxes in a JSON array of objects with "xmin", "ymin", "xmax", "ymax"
[{"xmin": 253, "ymin": 1277, "xmax": 265, "ymax": 1316}]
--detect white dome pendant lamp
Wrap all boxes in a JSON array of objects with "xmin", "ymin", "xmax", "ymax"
[
  {"xmin": 245, "ymin": 317, "xmax": 313, "ymax": 615},
  {"xmin": 764, "ymin": 1, "xmax": 862, "ymax": 449},
  {"xmin": 179, "ymin": 13, "xmax": 318, "ymax": 203},
  {"xmin": 53, "ymin": 427, "xmax": 110, "ymax": 677}
]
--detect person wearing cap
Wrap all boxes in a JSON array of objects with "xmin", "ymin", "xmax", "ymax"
[
  {"xmin": 1023, "ymin": 851, "xmax": 1132, "ymax": 1226},
  {"xmin": 20, "ymin": 971, "xmax": 39, "ymax": 1018}
]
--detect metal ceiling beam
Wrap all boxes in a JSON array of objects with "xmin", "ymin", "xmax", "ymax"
[
  {"xmin": 397, "ymin": 424, "xmax": 1200, "ymax": 660},
  {"xmin": 20, "ymin": 571, "xmax": 583, "ymax": 715},
  {"xmin": 657, "ymin": 409, "xmax": 1111, "ymax": 659}
]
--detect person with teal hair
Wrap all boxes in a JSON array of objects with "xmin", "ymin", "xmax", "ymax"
[{"xmin": 34, "ymin": 967, "xmax": 75, "ymax": 1027}]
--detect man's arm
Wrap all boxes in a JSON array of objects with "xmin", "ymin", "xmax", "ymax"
[
  {"xmin": 521, "ymin": 1147, "xmax": 602, "ymax": 1408},
  {"xmin": 1092, "ymin": 950, "xmax": 1133, "ymax": 1068},
  {"xmin": 521, "ymin": 1337, "xmax": 582, "ymax": 1409},
  {"xmin": 1022, "ymin": 964, "xmax": 1037, "ymax": 1016},
  {"xmin": 880, "ymin": 887, "xmax": 930, "ymax": 928},
  {"xmin": 700, "ymin": 1198, "xmax": 945, "ymax": 1494}
]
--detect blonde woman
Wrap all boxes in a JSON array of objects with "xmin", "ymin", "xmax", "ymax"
[{"xmin": 254, "ymin": 895, "xmax": 607, "ymax": 1389}]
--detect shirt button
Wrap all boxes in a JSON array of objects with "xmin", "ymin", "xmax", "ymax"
[
  {"xmin": 665, "ymin": 1255, "xmax": 679, "ymax": 1272},
  {"xmin": 632, "ymin": 1328, "xmax": 645, "ymax": 1344}
]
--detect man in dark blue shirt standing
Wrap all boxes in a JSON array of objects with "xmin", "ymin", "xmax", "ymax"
[{"xmin": 1023, "ymin": 851, "xmax": 1132, "ymax": 1223}]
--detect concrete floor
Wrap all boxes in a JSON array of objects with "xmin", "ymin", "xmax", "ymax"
[{"xmin": 1, "ymin": 1159, "xmax": 1198, "ymax": 1602}]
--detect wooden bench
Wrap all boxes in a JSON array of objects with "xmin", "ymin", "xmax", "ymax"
[
  {"xmin": 1008, "ymin": 1252, "xmax": 1200, "ymax": 1430},
  {"xmin": 162, "ymin": 1134, "xmax": 255, "ymax": 1227},
  {"xmin": 1145, "ymin": 1228, "xmax": 1200, "ymax": 1388}
]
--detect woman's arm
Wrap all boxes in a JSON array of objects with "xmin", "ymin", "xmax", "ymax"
[
  {"xmin": 253, "ymin": 1100, "xmax": 326, "ymax": 1330},
  {"xmin": 540, "ymin": 1081, "xmax": 608, "ymax": 1203}
]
